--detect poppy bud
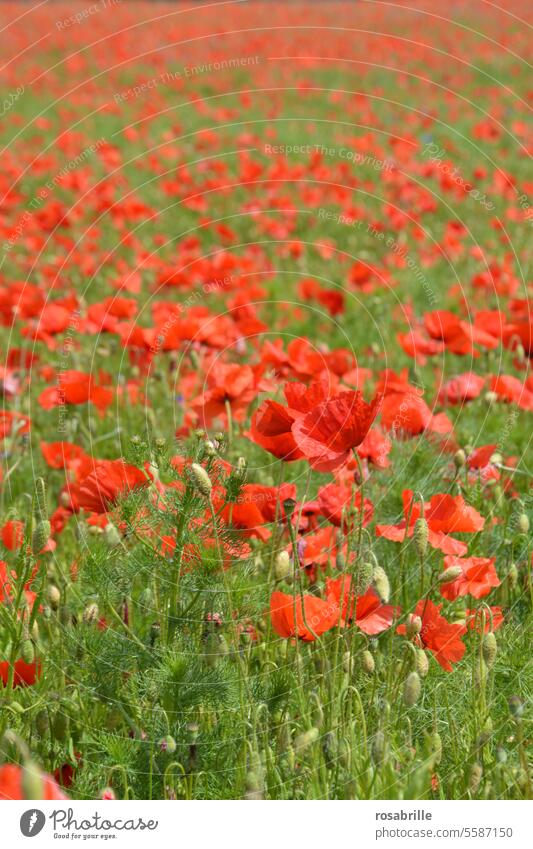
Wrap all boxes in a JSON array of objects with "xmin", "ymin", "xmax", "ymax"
[
  {"xmin": 489, "ymin": 451, "xmax": 502, "ymax": 466},
  {"xmin": 438, "ymin": 566, "xmax": 463, "ymax": 583},
  {"xmin": 342, "ymin": 650, "xmax": 352, "ymax": 674},
  {"xmin": 159, "ymin": 735, "xmax": 177, "ymax": 754},
  {"xmin": 507, "ymin": 563, "xmax": 518, "ymax": 589},
  {"xmin": 47, "ymin": 584, "xmax": 61, "ymax": 609},
  {"xmin": 204, "ymin": 440, "xmax": 217, "ymax": 458},
  {"xmin": 322, "ymin": 731, "xmax": 338, "ymax": 769},
  {"xmin": 34, "ymin": 477, "xmax": 47, "ymax": 519},
  {"xmin": 101, "ymin": 787, "xmax": 116, "ymax": 800},
  {"xmin": 372, "ymin": 566, "xmax": 390, "ymax": 603},
  {"xmin": 415, "ymin": 649, "xmax": 429, "ymax": 678},
  {"xmin": 21, "ymin": 639, "xmax": 35, "ymax": 665},
  {"xmin": 138, "ymin": 587, "xmax": 153, "ymax": 608},
  {"xmin": 293, "ymin": 727, "xmax": 319, "ymax": 756},
  {"xmin": 154, "ymin": 437, "xmax": 166, "ymax": 453},
  {"xmin": 35, "ymin": 709, "xmax": 49, "ymax": 736},
  {"xmin": 476, "ymin": 717, "xmax": 493, "ymax": 748},
  {"xmin": 235, "ymin": 456, "xmax": 247, "ymax": 480},
  {"xmin": 83, "ymin": 602, "xmax": 99, "ymax": 625},
  {"xmin": 244, "ymin": 770, "xmax": 264, "ymax": 800},
  {"xmin": 338, "ymin": 737, "xmax": 351, "ymax": 769},
  {"xmin": 406, "ymin": 615, "xmax": 422, "ymax": 638},
  {"xmin": 484, "ymin": 391, "xmax": 498, "ymax": 405},
  {"xmin": 190, "ymin": 463, "xmax": 212, "ymax": 497},
  {"xmin": 517, "ymin": 513, "xmax": 530, "ymax": 534},
  {"xmin": 274, "ymin": 550, "xmax": 291, "ymax": 582},
  {"xmin": 474, "ymin": 659, "xmax": 488, "ymax": 688},
  {"xmin": 515, "ymin": 343, "xmax": 526, "ymax": 363},
  {"xmin": 469, "ymin": 762, "xmax": 483, "ymax": 794},
  {"xmin": 427, "ymin": 732, "xmax": 442, "ymax": 766},
  {"xmin": 454, "ymin": 449, "xmax": 466, "ymax": 469},
  {"xmin": 508, "ymin": 695, "xmax": 524, "ymax": 719},
  {"xmin": 187, "ymin": 722, "xmax": 199, "ymax": 745},
  {"xmin": 360, "ymin": 649, "xmax": 375, "ymax": 674},
  {"xmin": 52, "ymin": 710, "xmax": 69, "ymax": 742},
  {"xmin": 22, "ymin": 761, "xmax": 45, "ymax": 800},
  {"xmin": 482, "ymin": 632, "xmax": 497, "ymax": 667},
  {"xmin": 150, "ymin": 621, "xmax": 161, "ymax": 645},
  {"xmin": 403, "ymin": 671, "xmax": 421, "ymax": 706},
  {"xmin": 413, "ymin": 517, "xmax": 428, "ymax": 558},
  {"xmin": 354, "ymin": 561, "xmax": 373, "ymax": 594},
  {"xmin": 371, "ymin": 731, "xmax": 386, "ymax": 765},
  {"xmin": 32, "ymin": 520, "xmax": 50, "ymax": 554},
  {"xmin": 310, "ymin": 693, "xmax": 324, "ymax": 729},
  {"xmin": 104, "ymin": 522, "xmax": 122, "ymax": 547}
]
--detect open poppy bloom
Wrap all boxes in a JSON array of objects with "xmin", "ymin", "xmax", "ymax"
[
  {"xmin": 270, "ymin": 590, "xmax": 340, "ymax": 641},
  {"xmin": 466, "ymin": 607, "xmax": 504, "ymax": 632},
  {"xmin": 381, "ymin": 392, "xmax": 453, "ymax": 437},
  {"xmin": 292, "ymin": 390, "xmax": 382, "ymax": 472},
  {"xmin": 317, "ymin": 482, "xmax": 374, "ymax": 529},
  {"xmin": 0, "ymin": 659, "xmax": 42, "ymax": 687},
  {"xmin": 438, "ymin": 372, "xmax": 485, "ymax": 405},
  {"xmin": 326, "ymin": 576, "xmax": 399, "ymax": 634},
  {"xmin": 0, "ymin": 763, "xmax": 68, "ymax": 800},
  {"xmin": 72, "ymin": 459, "xmax": 149, "ymax": 514},
  {"xmin": 376, "ymin": 489, "xmax": 484, "ymax": 556},
  {"xmin": 398, "ymin": 599, "xmax": 467, "ymax": 671},
  {"xmin": 440, "ymin": 555, "xmax": 500, "ymax": 600}
]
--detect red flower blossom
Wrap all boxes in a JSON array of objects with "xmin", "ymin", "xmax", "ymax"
[
  {"xmin": 398, "ymin": 599, "xmax": 466, "ymax": 671},
  {"xmin": 376, "ymin": 489, "xmax": 484, "ymax": 555},
  {"xmin": 0, "ymin": 659, "xmax": 41, "ymax": 687},
  {"xmin": 73, "ymin": 459, "xmax": 149, "ymax": 514},
  {"xmin": 0, "ymin": 763, "xmax": 68, "ymax": 800},
  {"xmin": 326, "ymin": 576, "xmax": 399, "ymax": 634},
  {"xmin": 292, "ymin": 390, "xmax": 382, "ymax": 472},
  {"xmin": 440, "ymin": 556, "xmax": 500, "ymax": 600},
  {"xmin": 270, "ymin": 591, "xmax": 339, "ymax": 641}
]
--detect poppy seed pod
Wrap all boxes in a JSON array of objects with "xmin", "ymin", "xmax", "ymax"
[
  {"xmin": 403, "ymin": 671, "xmax": 421, "ymax": 706},
  {"xmin": 413, "ymin": 517, "xmax": 428, "ymax": 558},
  {"xmin": 438, "ymin": 566, "xmax": 463, "ymax": 583},
  {"xmin": 274, "ymin": 550, "xmax": 291, "ymax": 581},
  {"xmin": 360, "ymin": 649, "xmax": 375, "ymax": 674},
  {"xmin": 32, "ymin": 520, "xmax": 50, "ymax": 554},
  {"xmin": 283, "ymin": 498, "xmax": 297, "ymax": 518},
  {"xmin": 482, "ymin": 632, "xmax": 497, "ymax": 667},
  {"xmin": 371, "ymin": 731, "xmax": 386, "ymax": 765},
  {"xmin": 372, "ymin": 566, "xmax": 390, "ymax": 603},
  {"xmin": 190, "ymin": 463, "xmax": 212, "ymax": 497}
]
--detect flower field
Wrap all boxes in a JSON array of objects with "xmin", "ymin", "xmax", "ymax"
[{"xmin": 0, "ymin": 1, "xmax": 531, "ymax": 801}]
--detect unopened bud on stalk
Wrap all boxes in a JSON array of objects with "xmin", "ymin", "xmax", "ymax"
[
  {"xmin": 293, "ymin": 727, "xmax": 319, "ymax": 756},
  {"xmin": 476, "ymin": 717, "xmax": 493, "ymax": 748},
  {"xmin": 515, "ymin": 343, "xmax": 526, "ymax": 363},
  {"xmin": 489, "ymin": 451, "xmax": 502, "ymax": 466},
  {"xmin": 507, "ymin": 563, "xmax": 518, "ymax": 589},
  {"xmin": 34, "ymin": 709, "xmax": 49, "ymax": 736},
  {"xmin": 360, "ymin": 649, "xmax": 375, "ymax": 674},
  {"xmin": 204, "ymin": 440, "xmax": 217, "ymax": 458},
  {"xmin": 469, "ymin": 762, "xmax": 483, "ymax": 794},
  {"xmin": 406, "ymin": 615, "xmax": 422, "ymax": 638},
  {"xmin": 517, "ymin": 513, "xmax": 530, "ymax": 534},
  {"xmin": 415, "ymin": 649, "xmax": 429, "ymax": 678},
  {"xmin": 354, "ymin": 561, "xmax": 374, "ymax": 594},
  {"xmin": 508, "ymin": 696, "xmax": 524, "ymax": 719},
  {"xmin": 283, "ymin": 498, "xmax": 297, "ymax": 518},
  {"xmin": 484, "ymin": 391, "xmax": 498, "ymax": 405},
  {"xmin": 310, "ymin": 693, "xmax": 324, "ymax": 729},
  {"xmin": 474, "ymin": 659, "xmax": 488, "ymax": 688},
  {"xmin": 21, "ymin": 639, "xmax": 35, "ymax": 665},
  {"xmin": 413, "ymin": 518, "xmax": 428, "ymax": 558},
  {"xmin": 236, "ymin": 456, "xmax": 247, "ymax": 480},
  {"xmin": 190, "ymin": 463, "xmax": 212, "ymax": 497},
  {"xmin": 244, "ymin": 770, "xmax": 264, "ymax": 800},
  {"xmin": 274, "ymin": 550, "xmax": 291, "ymax": 582},
  {"xmin": 22, "ymin": 761, "xmax": 44, "ymax": 800},
  {"xmin": 438, "ymin": 566, "xmax": 463, "ymax": 584},
  {"xmin": 454, "ymin": 449, "xmax": 466, "ymax": 469},
  {"xmin": 34, "ymin": 477, "xmax": 47, "ymax": 519},
  {"xmin": 403, "ymin": 671, "xmax": 421, "ymax": 706},
  {"xmin": 47, "ymin": 585, "xmax": 61, "ymax": 610},
  {"xmin": 322, "ymin": 731, "xmax": 338, "ymax": 770},
  {"xmin": 372, "ymin": 566, "xmax": 390, "ymax": 603},
  {"xmin": 52, "ymin": 710, "xmax": 69, "ymax": 742},
  {"xmin": 427, "ymin": 732, "xmax": 442, "ymax": 766},
  {"xmin": 83, "ymin": 602, "xmax": 99, "ymax": 625},
  {"xmin": 32, "ymin": 520, "xmax": 50, "ymax": 554},
  {"xmin": 371, "ymin": 731, "xmax": 386, "ymax": 765},
  {"xmin": 104, "ymin": 522, "xmax": 122, "ymax": 547},
  {"xmin": 482, "ymin": 632, "xmax": 497, "ymax": 667}
]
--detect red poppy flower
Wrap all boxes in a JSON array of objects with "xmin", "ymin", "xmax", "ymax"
[
  {"xmin": 466, "ymin": 607, "xmax": 504, "ymax": 632},
  {"xmin": 438, "ymin": 372, "xmax": 485, "ymax": 405},
  {"xmin": 317, "ymin": 483, "xmax": 374, "ymax": 529},
  {"xmin": 376, "ymin": 489, "xmax": 484, "ymax": 555},
  {"xmin": 74, "ymin": 459, "xmax": 149, "ymax": 514},
  {"xmin": 326, "ymin": 576, "xmax": 399, "ymax": 634},
  {"xmin": 398, "ymin": 599, "xmax": 466, "ymax": 671},
  {"xmin": 292, "ymin": 390, "xmax": 382, "ymax": 472},
  {"xmin": 1, "ymin": 519, "xmax": 24, "ymax": 550},
  {"xmin": 38, "ymin": 370, "xmax": 113, "ymax": 415},
  {"xmin": 440, "ymin": 555, "xmax": 500, "ymax": 600},
  {"xmin": 0, "ymin": 659, "xmax": 41, "ymax": 687},
  {"xmin": 270, "ymin": 590, "xmax": 339, "ymax": 641},
  {"xmin": 0, "ymin": 763, "xmax": 68, "ymax": 800},
  {"xmin": 381, "ymin": 392, "xmax": 453, "ymax": 437}
]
